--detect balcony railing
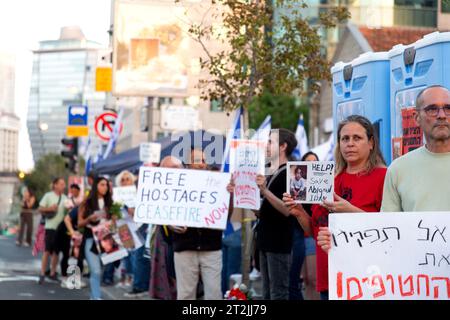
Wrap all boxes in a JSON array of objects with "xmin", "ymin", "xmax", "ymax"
[{"xmin": 279, "ymin": 4, "xmax": 437, "ymax": 28}]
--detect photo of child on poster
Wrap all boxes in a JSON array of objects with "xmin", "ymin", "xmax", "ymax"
[
  {"xmin": 287, "ymin": 161, "xmax": 334, "ymax": 204},
  {"xmin": 289, "ymin": 164, "xmax": 307, "ymax": 201}
]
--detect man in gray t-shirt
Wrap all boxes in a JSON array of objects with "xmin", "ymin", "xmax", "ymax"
[{"xmin": 37, "ymin": 177, "xmax": 67, "ymax": 284}]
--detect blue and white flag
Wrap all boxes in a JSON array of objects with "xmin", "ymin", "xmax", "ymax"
[
  {"xmin": 221, "ymin": 106, "xmax": 243, "ymax": 173},
  {"xmin": 84, "ymin": 136, "xmax": 93, "ymax": 175},
  {"xmin": 251, "ymin": 115, "xmax": 271, "ymax": 142},
  {"xmin": 324, "ymin": 133, "xmax": 335, "ymax": 161},
  {"xmin": 311, "ymin": 133, "xmax": 335, "ymax": 161},
  {"xmin": 102, "ymin": 107, "xmax": 124, "ymax": 159},
  {"xmin": 292, "ymin": 114, "xmax": 309, "ymax": 160}
]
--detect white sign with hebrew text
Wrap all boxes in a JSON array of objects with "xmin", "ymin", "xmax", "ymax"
[{"xmin": 329, "ymin": 212, "xmax": 450, "ymax": 300}]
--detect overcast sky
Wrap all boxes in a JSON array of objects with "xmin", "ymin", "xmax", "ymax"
[{"xmin": 0, "ymin": 0, "xmax": 112, "ymax": 171}]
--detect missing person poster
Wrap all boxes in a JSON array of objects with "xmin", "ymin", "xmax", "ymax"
[
  {"xmin": 401, "ymin": 108, "xmax": 422, "ymax": 154},
  {"xmin": 287, "ymin": 161, "xmax": 334, "ymax": 203},
  {"xmin": 91, "ymin": 220, "xmax": 128, "ymax": 264},
  {"xmin": 229, "ymin": 139, "xmax": 266, "ymax": 210},
  {"xmin": 134, "ymin": 167, "xmax": 231, "ymax": 230}
]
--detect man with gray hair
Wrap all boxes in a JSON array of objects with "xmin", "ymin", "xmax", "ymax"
[
  {"xmin": 381, "ymin": 85, "xmax": 450, "ymax": 212},
  {"xmin": 318, "ymin": 85, "xmax": 450, "ymax": 254}
]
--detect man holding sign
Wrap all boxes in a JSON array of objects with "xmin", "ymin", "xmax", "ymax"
[
  {"xmin": 253, "ymin": 129, "xmax": 298, "ymax": 300},
  {"xmin": 316, "ymin": 87, "xmax": 450, "ymax": 300},
  {"xmin": 135, "ymin": 149, "xmax": 233, "ymax": 300}
]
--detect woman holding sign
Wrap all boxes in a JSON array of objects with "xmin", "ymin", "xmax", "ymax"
[
  {"xmin": 283, "ymin": 115, "xmax": 387, "ymax": 300},
  {"xmin": 78, "ymin": 176, "xmax": 113, "ymax": 300}
]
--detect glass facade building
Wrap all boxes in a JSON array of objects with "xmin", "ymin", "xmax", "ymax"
[{"xmin": 27, "ymin": 29, "xmax": 108, "ymax": 162}]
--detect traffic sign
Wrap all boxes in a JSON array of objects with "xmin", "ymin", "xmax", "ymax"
[
  {"xmin": 94, "ymin": 112, "xmax": 124, "ymax": 141},
  {"xmin": 96, "ymin": 67, "xmax": 112, "ymax": 92},
  {"xmin": 67, "ymin": 105, "xmax": 88, "ymax": 137}
]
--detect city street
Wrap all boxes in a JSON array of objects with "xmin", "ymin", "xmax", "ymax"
[{"xmin": 0, "ymin": 234, "xmax": 150, "ymax": 300}]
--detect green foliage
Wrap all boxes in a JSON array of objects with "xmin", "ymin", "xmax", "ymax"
[
  {"xmin": 186, "ymin": 0, "xmax": 349, "ymax": 112},
  {"xmin": 110, "ymin": 202, "xmax": 123, "ymax": 220},
  {"xmin": 248, "ymin": 91, "xmax": 309, "ymax": 135},
  {"xmin": 23, "ymin": 153, "xmax": 69, "ymax": 201}
]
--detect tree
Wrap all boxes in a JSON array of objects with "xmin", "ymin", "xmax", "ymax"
[
  {"xmin": 182, "ymin": 0, "xmax": 349, "ymax": 286},
  {"xmin": 185, "ymin": 0, "xmax": 349, "ymax": 112},
  {"xmin": 248, "ymin": 90, "xmax": 309, "ymax": 133},
  {"xmin": 23, "ymin": 153, "xmax": 70, "ymax": 201}
]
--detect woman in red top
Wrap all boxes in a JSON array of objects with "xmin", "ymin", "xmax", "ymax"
[{"xmin": 283, "ymin": 115, "xmax": 387, "ymax": 300}]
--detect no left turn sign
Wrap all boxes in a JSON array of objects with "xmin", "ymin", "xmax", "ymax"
[{"xmin": 94, "ymin": 112, "xmax": 123, "ymax": 141}]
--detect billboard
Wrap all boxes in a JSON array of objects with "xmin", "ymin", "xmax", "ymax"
[{"xmin": 113, "ymin": 0, "xmax": 205, "ymax": 96}]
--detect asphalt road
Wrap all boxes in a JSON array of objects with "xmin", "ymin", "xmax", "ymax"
[{"xmin": 0, "ymin": 235, "xmax": 150, "ymax": 300}]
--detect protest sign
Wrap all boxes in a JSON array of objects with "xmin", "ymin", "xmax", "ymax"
[
  {"xmin": 134, "ymin": 167, "xmax": 231, "ymax": 230},
  {"xmin": 140, "ymin": 142, "xmax": 161, "ymax": 164},
  {"xmin": 329, "ymin": 212, "xmax": 450, "ymax": 300},
  {"xmin": 287, "ymin": 161, "xmax": 334, "ymax": 203},
  {"xmin": 91, "ymin": 220, "xmax": 128, "ymax": 264},
  {"xmin": 401, "ymin": 108, "xmax": 422, "ymax": 154},
  {"xmin": 229, "ymin": 139, "xmax": 266, "ymax": 210},
  {"xmin": 116, "ymin": 219, "xmax": 143, "ymax": 250},
  {"xmin": 113, "ymin": 185, "xmax": 137, "ymax": 208}
]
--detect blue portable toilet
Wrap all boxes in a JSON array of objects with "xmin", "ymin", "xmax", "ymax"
[
  {"xmin": 389, "ymin": 31, "xmax": 450, "ymax": 161},
  {"xmin": 332, "ymin": 52, "xmax": 392, "ymax": 164}
]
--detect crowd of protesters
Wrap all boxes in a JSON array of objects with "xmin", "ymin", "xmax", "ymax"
[{"xmin": 14, "ymin": 85, "xmax": 450, "ymax": 300}]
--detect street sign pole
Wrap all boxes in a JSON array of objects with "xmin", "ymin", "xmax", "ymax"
[{"xmin": 147, "ymin": 97, "xmax": 154, "ymax": 142}]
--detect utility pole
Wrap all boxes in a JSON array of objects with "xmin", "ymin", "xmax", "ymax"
[
  {"xmin": 241, "ymin": 109, "xmax": 253, "ymax": 288},
  {"xmin": 147, "ymin": 97, "xmax": 154, "ymax": 142}
]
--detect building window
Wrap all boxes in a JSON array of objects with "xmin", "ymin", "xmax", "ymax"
[
  {"xmin": 156, "ymin": 131, "xmax": 166, "ymax": 139},
  {"xmin": 157, "ymin": 97, "xmax": 173, "ymax": 110},
  {"xmin": 210, "ymin": 99, "xmax": 224, "ymax": 112},
  {"xmin": 443, "ymin": 0, "xmax": 450, "ymax": 13}
]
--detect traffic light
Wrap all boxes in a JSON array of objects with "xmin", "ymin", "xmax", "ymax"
[{"xmin": 61, "ymin": 137, "xmax": 78, "ymax": 173}]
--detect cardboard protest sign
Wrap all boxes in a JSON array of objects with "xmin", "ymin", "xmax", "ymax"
[
  {"xmin": 329, "ymin": 212, "xmax": 450, "ymax": 300},
  {"xmin": 116, "ymin": 219, "xmax": 143, "ymax": 250},
  {"xmin": 401, "ymin": 108, "xmax": 422, "ymax": 154},
  {"xmin": 91, "ymin": 220, "xmax": 128, "ymax": 264},
  {"xmin": 140, "ymin": 142, "xmax": 161, "ymax": 164},
  {"xmin": 134, "ymin": 167, "xmax": 231, "ymax": 230},
  {"xmin": 287, "ymin": 161, "xmax": 334, "ymax": 203},
  {"xmin": 113, "ymin": 185, "xmax": 137, "ymax": 208},
  {"xmin": 229, "ymin": 139, "xmax": 266, "ymax": 210}
]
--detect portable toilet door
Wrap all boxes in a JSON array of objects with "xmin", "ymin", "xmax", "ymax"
[
  {"xmin": 389, "ymin": 31, "xmax": 450, "ymax": 161},
  {"xmin": 332, "ymin": 51, "xmax": 392, "ymax": 164}
]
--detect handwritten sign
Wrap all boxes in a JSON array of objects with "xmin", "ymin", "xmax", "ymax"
[
  {"xmin": 134, "ymin": 167, "xmax": 231, "ymax": 230},
  {"xmin": 229, "ymin": 140, "xmax": 266, "ymax": 210},
  {"xmin": 287, "ymin": 161, "xmax": 334, "ymax": 203},
  {"xmin": 401, "ymin": 108, "xmax": 422, "ymax": 154},
  {"xmin": 329, "ymin": 212, "xmax": 450, "ymax": 300},
  {"xmin": 113, "ymin": 185, "xmax": 137, "ymax": 208},
  {"xmin": 140, "ymin": 142, "xmax": 161, "ymax": 164}
]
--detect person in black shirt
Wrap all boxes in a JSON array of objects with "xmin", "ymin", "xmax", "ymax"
[{"xmin": 255, "ymin": 128, "xmax": 297, "ymax": 300}]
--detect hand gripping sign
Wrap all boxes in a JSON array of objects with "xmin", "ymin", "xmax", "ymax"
[{"xmin": 134, "ymin": 167, "xmax": 231, "ymax": 230}]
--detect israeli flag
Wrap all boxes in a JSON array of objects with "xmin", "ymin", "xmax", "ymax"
[
  {"xmin": 103, "ymin": 107, "xmax": 124, "ymax": 159},
  {"xmin": 311, "ymin": 133, "xmax": 335, "ymax": 161},
  {"xmin": 251, "ymin": 115, "xmax": 271, "ymax": 142},
  {"xmin": 84, "ymin": 137, "xmax": 93, "ymax": 174},
  {"xmin": 324, "ymin": 133, "xmax": 335, "ymax": 161},
  {"xmin": 221, "ymin": 106, "xmax": 243, "ymax": 173},
  {"xmin": 292, "ymin": 114, "xmax": 309, "ymax": 160}
]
